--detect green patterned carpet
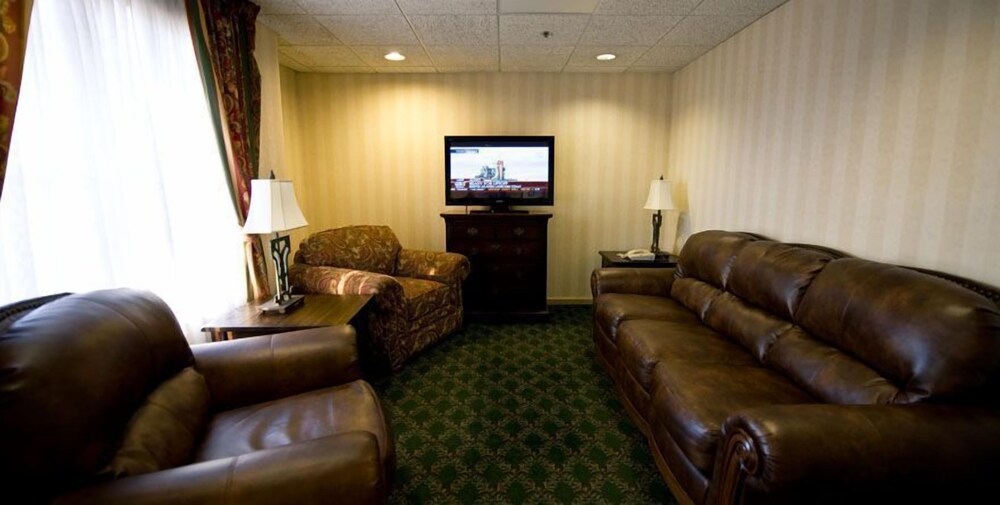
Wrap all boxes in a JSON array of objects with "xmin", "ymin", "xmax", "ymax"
[{"xmin": 373, "ymin": 306, "xmax": 676, "ymax": 504}]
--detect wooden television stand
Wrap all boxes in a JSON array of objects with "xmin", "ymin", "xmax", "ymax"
[{"xmin": 442, "ymin": 211, "xmax": 552, "ymax": 322}]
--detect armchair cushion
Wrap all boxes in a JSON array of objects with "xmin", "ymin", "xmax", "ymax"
[
  {"xmin": 105, "ymin": 367, "xmax": 211, "ymax": 478},
  {"xmin": 294, "ymin": 225, "xmax": 401, "ymax": 275},
  {"xmin": 396, "ymin": 276, "xmax": 454, "ymax": 320},
  {"xmin": 195, "ymin": 380, "xmax": 394, "ymax": 472}
]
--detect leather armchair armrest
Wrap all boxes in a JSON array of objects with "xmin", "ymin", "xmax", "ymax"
[
  {"xmin": 397, "ymin": 249, "xmax": 470, "ymax": 285},
  {"xmin": 192, "ymin": 326, "xmax": 361, "ymax": 411},
  {"xmin": 710, "ymin": 404, "xmax": 1000, "ymax": 504},
  {"xmin": 590, "ymin": 267, "xmax": 676, "ymax": 298},
  {"xmin": 56, "ymin": 432, "xmax": 386, "ymax": 505}
]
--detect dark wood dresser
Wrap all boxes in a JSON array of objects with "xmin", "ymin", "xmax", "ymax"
[{"xmin": 442, "ymin": 212, "xmax": 552, "ymax": 321}]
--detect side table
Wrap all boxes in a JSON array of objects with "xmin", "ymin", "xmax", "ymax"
[
  {"xmin": 599, "ymin": 250, "xmax": 678, "ymax": 269},
  {"xmin": 202, "ymin": 294, "xmax": 373, "ymax": 342}
]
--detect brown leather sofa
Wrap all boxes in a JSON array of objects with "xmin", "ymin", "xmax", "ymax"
[
  {"xmin": 592, "ymin": 230, "xmax": 1000, "ymax": 505},
  {"xmin": 290, "ymin": 225, "xmax": 470, "ymax": 372},
  {"xmin": 0, "ymin": 289, "xmax": 395, "ymax": 504}
]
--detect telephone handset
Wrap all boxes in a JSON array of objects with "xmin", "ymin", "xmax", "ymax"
[{"xmin": 620, "ymin": 249, "xmax": 655, "ymax": 261}]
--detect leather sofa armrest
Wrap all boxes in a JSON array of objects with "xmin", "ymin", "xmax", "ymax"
[
  {"xmin": 55, "ymin": 432, "xmax": 386, "ymax": 505},
  {"xmin": 710, "ymin": 404, "xmax": 1000, "ymax": 504},
  {"xmin": 590, "ymin": 267, "xmax": 676, "ymax": 298},
  {"xmin": 192, "ymin": 326, "xmax": 361, "ymax": 411},
  {"xmin": 396, "ymin": 249, "xmax": 470, "ymax": 285}
]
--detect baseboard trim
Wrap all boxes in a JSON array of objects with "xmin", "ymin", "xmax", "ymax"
[{"xmin": 547, "ymin": 297, "xmax": 593, "ymax": 306}]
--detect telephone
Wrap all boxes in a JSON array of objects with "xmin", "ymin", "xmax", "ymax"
[{"xmin": 620, "ymin": 249, "xmax": 655, "ymax": 261}]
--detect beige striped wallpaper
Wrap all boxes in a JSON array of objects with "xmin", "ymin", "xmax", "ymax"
[
  {"xmin": 278, "ymin": 72, "xmax": 673, "ymax": 301},
  {"xmin": 666, "ymin": 0, "xmax": 1000, "ymax": 287}
]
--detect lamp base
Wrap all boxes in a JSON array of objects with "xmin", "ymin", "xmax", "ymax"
[{"xmin": 257, "ymin": 294, "xmax": 305, "ymax": 315}]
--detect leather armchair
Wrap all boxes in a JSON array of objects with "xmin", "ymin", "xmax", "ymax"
[
  {"xmin": 0, "ymin": 289, "xmax": 394, "ymax": 505},
  {"xmin": 290, "ymin": 225, "xmax": 470, "ymax": 372}
]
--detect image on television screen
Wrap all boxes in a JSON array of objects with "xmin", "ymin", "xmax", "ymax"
[{"xmin": 448, "ymin": 145, "xmax": 550, "ymax": 200}]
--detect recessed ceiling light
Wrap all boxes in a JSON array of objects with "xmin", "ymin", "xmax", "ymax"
[
  {"xmin": 384, "ymin": 51, "xmax": 406, "ymax": 61},
  {"xmin": 596, "ymin": 53, "xmax": 616, "ymax": 61}
]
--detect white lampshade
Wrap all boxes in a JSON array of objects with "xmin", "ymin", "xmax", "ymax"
[
  {"xmin": 243, "ymin": 179, "xmax": 308, "ymax": 234},
  {"xmin": 643, "ymin": 178, "xmax": 675, "ymax": 210}
]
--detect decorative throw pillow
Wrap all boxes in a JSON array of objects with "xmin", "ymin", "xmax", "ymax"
[{"xmin": 104, "ymin": 367, "xmax": 210, "ymax": 478}]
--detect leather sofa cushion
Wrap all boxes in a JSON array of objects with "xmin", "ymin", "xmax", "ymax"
[
  {"xmin": 769, "ymin": 327, "xmax": 902, "ymax": 404},
  {"xmin": 675, "ymin": 230, "xmax": 759, "ymax": 289},
  {"xmin": 650, "ymin": 362, "xmax": 813, "ymax": 473},
  {"xmin": 396, "ymin": 276, "xmax": 452, "ymax": 320},
  {"xmin": 618, "ymin": 320, "xmax": 756, "ymax": 392},
  {"xmin": 702, "ymin": 292, "xmax": 792, "ymax": 361},
  {"xmin": 795, "ymin": 258, "xmax": 1000, "ymax": 403},
  {"xmin": 195, "ymin": 380, "xmax": 392, "ymax": 467},
  {"xmin": 594, "ymin": 293, "xmax": 699, "ymax": 343},
  {"xmin": 726, "ymin": 241, "xmax": 835, "ymax": 320},
  {"xmin": 105, "ymin": 367, "xmax": 210, "ymax": 477}
]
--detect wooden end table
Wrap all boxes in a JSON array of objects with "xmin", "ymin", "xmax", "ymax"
[
  {"xmin": 202, "ymin": 294, "xmax": 373, "ymax": 342},
  {"xmin": 599, "ymin": 250, "xmax": 678, "ymax": 269}
]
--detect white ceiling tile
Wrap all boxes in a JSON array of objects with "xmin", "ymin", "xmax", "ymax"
[
  {"xmin": 258, "ymin": 15, "xmax": 341, "ymax": 45},
  {"xmin": 313, "ymin": 66, "xmax": 377, "ymax": 72},
  {"xmin": 567, "ymin": 45, "xmax": 647, "ymax": 66},
  {"xmin": 409, "ymin": 15, "xmax": 498, "ymax": 45},
  {"xmin": 375, "ymin": 66, "xmax": 438, "ymax": 73},
  {"xmin": 594, "ymin": 0, "xmax": 699, "ymax": 16},
  {"xmin": 396, "ymin": 0, "xmax": 497, "ymax": 15},
  {"xmin": 425, "ymin": 45, "xmax": 499, "ymax": 67},
  {"xmin": 353, "ymin": 45, "xmax": 434, "ymax": 66},
  {"xmin": 499, "ymin": 14, "xmax": 589, "ymax": 45},
  {"xmin": 499, "ymin": 0, "xmax": 599, "ymax": 14},
  {"xmin": 501, "ymin": 45, "xmax": 573, "ymax": 70},
  {"xmin": 627, "ymin": 66, "xmax": 674, "ymax": 73},
  {"xmin": 280, "ymin": 57, "xmax": 310, "ymax": 71},
  {"xmin": 283, "ymin": 45, "xmax": 367, "ymax": 66},
  {"xmin": 579, "ymin": 15, "xmax": 682, "ymax": 45},
  {"xmin": 658, "ymin": 15, "xmax": 755, "ymax": 46},
  {"xmin": 437, "ymin": 65, "xmax": 501, "ymax": 72},
  {"xmin": 316, "ymin": 15, "xmax": 418, "ymax": 44},
  {"xmin": 563, "ymin": 66, "xmax": 626, "ymax": 73},
  {"xmin": 255, "ymin": 0, "xmax": 305, "ymax": 15},
  {"xmin": 634, "ymin": 45, "xmax": 709, "ymax": 68},
  {"xmin": 297, "ymin": 0, "xmax": 400, "ymax": 15},
  {"xmin": 692, "ymin": 0, "xmax": 788, "ymax": 16}
]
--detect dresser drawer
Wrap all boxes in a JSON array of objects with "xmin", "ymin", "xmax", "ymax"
[
  {"xmin": 449, "ymin": 223, "xmax": 495, "ymax": 240},
  {"xmin": 496, "ymin": 223, "xmax": 544, "ymax": 240}
]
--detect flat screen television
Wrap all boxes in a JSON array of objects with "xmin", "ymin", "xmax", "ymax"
[{"xmin": 445, "ymin": 135, "xmax": 554, "ymax": 211}]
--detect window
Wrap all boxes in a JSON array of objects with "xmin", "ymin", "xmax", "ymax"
[{"xmin": 0, "ymin": 0, "xmax": 247, "ymax": 341}]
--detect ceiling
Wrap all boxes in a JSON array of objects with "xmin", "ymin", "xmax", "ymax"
[{"xmin": 258, "ymin": 0, "xmax": 789, "ymax": 74}]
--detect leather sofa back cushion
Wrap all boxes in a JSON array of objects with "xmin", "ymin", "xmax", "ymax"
[
  {"xmin": 795, "ymin": 259, "xmax": 1000, "ymax": 403},
  {"xmin": 0, "ymin": 290, "xmax": 193, "ymax": 490},
  {"xmin": 675, "ymin": 231, "xmax": 758, "ymax": 289},
  {"xmin": 727, "ymin": 241, "xmax": 835, "ymax": 320},
  {"xmin": 104, "ymin": 367, "xmax": 210, "ymax": 477},
  {"xmin": 294, "ymin": 225, "xmax": 402, "ymax": 275}
]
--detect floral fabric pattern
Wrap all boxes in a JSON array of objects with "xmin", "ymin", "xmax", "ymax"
[
  {"xmin": 294, "ymin": 225, "xmax": 401, "ymax": 275},
  {"xmin": 0, "ymin": 0, "xmax": 28, "ymax": 202},
  {"xmin": 290, "ymin": 226, "xmax": 470, "ymax": 372},
  {"xmin": 185, "ymin": 0, "xmax": 268, "ymax": 299}
]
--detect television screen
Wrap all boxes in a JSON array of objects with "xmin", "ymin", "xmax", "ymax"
[{"xmin": 445, "ymin": 136, "xmax": 554, "ymax": 207}]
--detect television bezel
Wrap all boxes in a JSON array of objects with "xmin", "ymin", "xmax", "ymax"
[{"xmin": 444, "ymin": 135, "xmax": 555, "ymax": 208}]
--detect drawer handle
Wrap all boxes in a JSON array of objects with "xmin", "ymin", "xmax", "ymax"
[
  {"xmin": 466, "ymin": 227, "xmax": 479, "ymax": 236},
  {"xmin": 490, "ymin": 243, "xmax": 501, "ymax": 251},
  {"xmin": 515, "ymin": 247, "xmax": 523, "ymax": 255},
  {"xmin": 513, "ymin": 227, "xmax": 525, "ymax": 236}
]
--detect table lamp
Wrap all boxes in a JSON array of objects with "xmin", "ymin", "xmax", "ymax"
[
  {"xmin": 243, "ymin": 179, "xmax": 308, "ymax": 315},
  {"xmin": 643, "ymin": 175, "xmax": 675, "ymax": 256}
]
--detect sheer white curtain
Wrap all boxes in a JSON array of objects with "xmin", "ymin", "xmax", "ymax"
[{"xmin": 0, "ymin": 0, "xmax": 247, "ymax": 342}]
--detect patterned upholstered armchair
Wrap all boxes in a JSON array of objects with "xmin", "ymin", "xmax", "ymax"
[{"xmin": 290, "ymin": 225, "xmax": 470, "ymax": 372}]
